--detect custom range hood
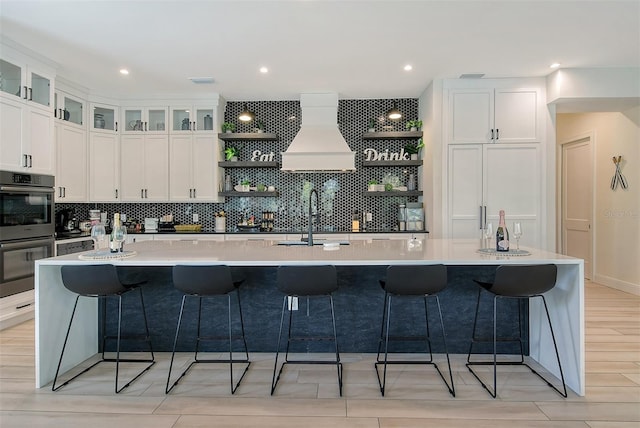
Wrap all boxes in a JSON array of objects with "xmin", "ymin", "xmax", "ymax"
[{"xmin": 281, "ymin": 93, "xmax": 356, "ymax": 173}]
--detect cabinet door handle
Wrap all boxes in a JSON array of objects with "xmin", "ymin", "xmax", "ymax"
[
  {"xmin": 495, "ymin": 128, "xmax": 499, "ymax": 140},
  {"xmin": 490, "ymin": 129, "xmax": 494, "ymax": 141},
  {"xmin": 141, "ymin": 189, "xmax": 144, "ymax": 198},
  {"xmin": 115, "ymin": 122, "xmax": 118, "ymax": 132},
  {"xmin": 145, "ymin": 189, "xmax": 148, "ymax": 198},
  {"xmin": 144, "ymin": 121, "xmax": 148, "ymax": 132},
  {"xmin": 58, "ymin": 187, "xmax": 62, "ymax": 198},
  {"xmin": 23, "ymin": 154, "xmax": 28, "ymax": 167},
  {"xmin": 115, "ymin": 189, "xmax": 118, "ymax": 199},
  {"xmin": 28, "ymin": 87, "xmax": 33, "ymax": 101},
  {"xmin": 479, "ymin": 206, "xmax": 483, "ymax": 229},
  {"xmin": 191, "ymin": 121, "xmax": 196, "ymax": 131},
  {"xmin": 193, "ymin": 188, "xmax": 196, "ymax": 198},
  {"xmin": 28, "ymin": 155, "xmax": 33, "ymax": 167},
  {"xmin": 23, "ymin": 86, "xmax": 28, "ymax": 99}
]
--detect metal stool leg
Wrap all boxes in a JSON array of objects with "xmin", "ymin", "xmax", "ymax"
[
  {"xmin": 329, "ymin": 295, "xmax": 343, "ymax": 396},
  {"xmin": 166, "ymin": 295, "xmax": 188, "ymax": 394},
  {"xmin": 271, "ymin": 295, "xmax": 288, "ymax": 395}
]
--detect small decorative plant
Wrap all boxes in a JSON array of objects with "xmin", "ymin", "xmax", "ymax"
[
  {"xmin": 240, "ymin": 179, "xmax": 250, "ymax": 192},
  {"xmin": 406, "ymin": 120, "xmax": 423, "ymax": 131},
  {"xmin": 404, "ymin": 138, "xmax": 424, "ymax": 160},
  {"xmin": 255, "ymin": 119, "xmax": 265, "ymax": 133},
  {"xmin": 224, "ymin": 146, "xmax": 239, "ymax": 161},
  {"xmin": 367, "ymin": 179, "xmax": 378, "ymax": 192},
  {"xmin": 367, "ymin": 118, "xmax": 376, "ymax": 132},
  {"xmin": 221, "ymin": 122, "xmax": 236, "ymax": 133}
]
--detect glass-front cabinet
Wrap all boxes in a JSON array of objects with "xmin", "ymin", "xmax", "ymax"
[
  {"xmin": 90, "ymin": 102, "xmax": 118, "ymax": 132},
  {"xmin": 54, "ymin": 91, "xmax": 84, "ymax": 126},
  {"xmin": 170, "ymin": 105, "xmax": 215, "ymax": 132},
  {"xmin": 122, "ymin": 106, "xmax": 168, "ymax": 133},
  {"xmin": 0, "ymin": 58, "xmax": 52, "ymax": 109}
]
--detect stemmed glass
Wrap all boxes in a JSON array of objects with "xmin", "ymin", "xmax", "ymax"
[
  {"xmin": 90, "ymin": 223, "xmax": 106, "ymax": 254},
  {"xmin": 112, "ymin": 225, "xmax": 127, "ymax": 253},
  {"xmin": 483, "ymin": 222, "xmax": 493, "ymax": 249},
  {"xmin": 513, "ymin": 222, "xmax": 523, "ymax": 250}
]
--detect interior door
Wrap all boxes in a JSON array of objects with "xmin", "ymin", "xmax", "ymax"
[{"xmin": 562, "ymin": 137, "xmax": 593, "ymax": 279}]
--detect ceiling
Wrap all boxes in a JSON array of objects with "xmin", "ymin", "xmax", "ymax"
[{"xmin": 1, "ymin": 0, "xmax": 638, "ymax": 101}]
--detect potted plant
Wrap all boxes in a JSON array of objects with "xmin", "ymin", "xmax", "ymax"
[
  {"xmin": 240, "ymin": 179, "xmax": 251, "ymax": 192},
  {"xmin": 404, "ymin": 138, "xmax": 424, "ymax": 160},
  {"xmin": 255, "ymin": 119, "xmax": 265, "ymax": 133},
  {"xmin": 367, "ymin": 118, "xmax": 376, "ymax": 133},
  {"xmin": 406, "ymin": 120, "xmax": 423, "ymax": 132},
  {"xmin": 221, "ymin": 122, "xmax": 236, "ymax": 133},
  {"xmin": 224, "ymin": 146, "xmax": 239, "ymax": 161},
  {"xmin": 367, "ymin": 179, "xmax": 378, "ymax": 192}
]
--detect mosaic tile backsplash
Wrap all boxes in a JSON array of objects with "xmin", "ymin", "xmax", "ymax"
[{"xmin": 58, "ymin": 98, "xmax": 424, "ymax": 233}]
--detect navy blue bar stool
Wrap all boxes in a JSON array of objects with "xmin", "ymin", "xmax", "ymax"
[
  {"xmin": 466, "ymin": 264, "xmax": 567, "ymax": 398},
  {"xmin": 166, "ymin": 265, "xmax": 250, "ymax": 394},
  {"xmin": 271, "ymin": 265, "xmax": 342, "ymax": 396},
  {"xmin": 52, "ymin": 264, "xmax": 155, "ymax": 393},
  {"xmin": 376, "ymin": 264, "xmax": 455, "ymax": 397}
]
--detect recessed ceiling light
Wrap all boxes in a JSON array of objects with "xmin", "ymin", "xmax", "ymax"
[
  {"xmin": 550, "ymin": 63, "xmax": 561, "ymax": 69},
  {"xmin": 119, "ymin": 69, "xmax": 129, "ymax": 75},
  {"xmin": 404, "ymin": 64, "xmax": 413, "ymax": 71},
  {"xmin": 259, "ymin": 66, "xmax": 269, "ymax": 73}
]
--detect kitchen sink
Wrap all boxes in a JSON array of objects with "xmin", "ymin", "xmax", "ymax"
[{"xmin": 276, "ymin": 240, "xmax": 350, "ymax": 246}]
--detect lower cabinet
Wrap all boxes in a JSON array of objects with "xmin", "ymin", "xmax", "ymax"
[
  {"xmin": 447, "ymin": 143, "xmax": 541, "ymax": 248},
  {"xmin": 0, "ymin": 290, "xmax": 35, "ymax": 331}
]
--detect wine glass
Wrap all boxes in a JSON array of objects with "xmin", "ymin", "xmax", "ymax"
[
  {"xmin": 90, "ymin": 223, "xmax": 106, "ymax": 254},
  {"xmin": 513, "ymin": 222, "xmax": 523, "ymax": 250},
  {"xmin": 483, "ymin": 222, "xmax": 493, "ymax": 249},
  {"xmin": 112, "ymin": 225, "xmax": 127, "ymax": 253}
]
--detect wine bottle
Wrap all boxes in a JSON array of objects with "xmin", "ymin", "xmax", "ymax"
[
  {"xmin": 496, "ymin": 209, "xmax": 510, "ymax": 252},
  {"xmin": 110, "ymin": 213, "xmax": 120, "ymax": 253}
]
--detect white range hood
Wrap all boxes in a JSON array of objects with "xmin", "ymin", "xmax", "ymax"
[{"xmin": 281, "ymin": 93, "xmax": 356, "ymax": 173}]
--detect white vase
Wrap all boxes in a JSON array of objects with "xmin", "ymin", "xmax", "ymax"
[
  {"xmin": 410, "ymin": 127, "xmax": 417, "ymax": 132},
  {"xmin": 368, "ymin": 184, "xmax": 377, "ymax": 192},
  {"xmin": 215, "ymin": 217, "xmax": 226, "ymax": 233},
  {"xmin": 230, "ymin": 156, "xmax": 238, "ymax": 162},
  {"xmin": 411, "ymin": 153, "xmax": 418, "ymax": 160}
]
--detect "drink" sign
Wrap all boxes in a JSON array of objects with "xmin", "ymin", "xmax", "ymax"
[{"xmin": 363, "ymin": 148, "xmax": 410, "ymax": 161}]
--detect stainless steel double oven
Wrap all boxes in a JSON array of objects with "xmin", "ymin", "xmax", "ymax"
[{"xmin": 0, "ymin": 171, "xmax": 55, "ymax": 298}]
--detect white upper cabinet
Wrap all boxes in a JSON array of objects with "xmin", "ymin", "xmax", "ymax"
[
  {"xmin": 170, "ymin": 105, "xmax": 216, "ymax": 133},
  {"xmin": 446, "ymin": 82, "xmax": 542, "ymax": 144},
  {"xmin": 120, "ymin": 134, "xmax": 169, "ymax": 201},
  {"xmin": 53, "ymin": 90, "xmax": 85, "ymax": 128},
  {"xmin": 169, "ymin": 134, "xmax": 220, "ymax": 202},
  {"xmin": 0, "ymin": 56, "xmax": 53, "ymax": 111},
  {"xmin": 121, "ymin": 106, "xmax": 168, "ymax": 133},
  {"xmin": 55, "ymin": 122, "xmax": 87, "ymax": 202},
  {"xmin": 90, "ymin": 102, "xmax": 119, "ymax": 133},
  {"xmin": 89, "ymin": 132, "xmax": 120, "ymax": 202}
]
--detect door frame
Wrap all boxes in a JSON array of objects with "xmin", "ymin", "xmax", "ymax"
[{"xmin": 557, "ymin": 131, "xmax": 595, "ymax": 279}]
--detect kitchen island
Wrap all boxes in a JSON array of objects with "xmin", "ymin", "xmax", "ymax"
[{"xmin": 35, "ymin": 238, "xmax": 584, "ymax": 395}]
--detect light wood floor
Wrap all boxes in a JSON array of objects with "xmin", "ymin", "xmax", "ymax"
[{"xmin": 1, "ymin": 280, "xmax": 638, "ymax": 427}]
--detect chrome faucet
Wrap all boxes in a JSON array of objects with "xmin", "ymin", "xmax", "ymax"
[{"xmin": 307, "ymin": 188, "xmax": 319, "ymax": 246}]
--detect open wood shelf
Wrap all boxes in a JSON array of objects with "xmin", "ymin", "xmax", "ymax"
[
  {"xmin": 362, "ymin": 131, "xmax": 422, "ymax": 140},
  {"xmin": 218, "ymin": 132, "xmax": 278, "ymax": 141},
  {"xmin": 219, "ymin": 191, "xmax": 279, "ymax": 197},
  {"xmin": 218, "ymin": 161, "xmax": 279, "ymax": 168},
  {"xmin": 364, "ymin": 190, "xmax": 422, "ymax": 197},
  {"xmin": 362, "ymin": 160, "xmax": 422, "ymax": 167}
]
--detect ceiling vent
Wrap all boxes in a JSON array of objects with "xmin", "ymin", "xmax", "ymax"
[
  {"xmin": 188, "ymin": 77, "xmax": 215, "ymax": 84},
  {"xmin": 459, "ymin": 73, "xmax": 485, "ymax": 79}
]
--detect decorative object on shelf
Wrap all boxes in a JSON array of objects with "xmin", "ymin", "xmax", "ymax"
[
  {"xmin": 221, "ymin": 122, "xmax": 236, "ymax": 133},
  {"xmin": 94, "ymin": 113, "xmax": 105, "ymax": 129},
  {"xmin": 368, "ymin": 118, "xmax": 376, "ymax": 132},
  {"xmin": 224, "ymin": 146, "xmax": 239, "ymax": 161},
  {"xmin": 403, "ymin": 138, "xmax": 424, "ymax": 160},
  {"xmin": 257, "ymin": 183, "xmax": 266, "ymax": 192},
  {"xmin": 224, "ymin": 175, "xmax": 232, "ymax": 191},
  {"xmin": 181, "ymin": 117, "xmax": 190, "ymax": 130},
  {"xmin": 407, "ymin": 173, "xmax": 416, "ymax": 191},
  {"xmin": 241, "ymin": 179, "xmax": 250, "ymax": 192},
  {"xmin": 367, "ymin": 179, "xmax": 378, "ymax": 192},
  {"xmin": 384, "ymin": 183, "xmax": 393, "ymax": 191},
  {"xmin": 250, "ymin": 150, "xmax": 275, "ymax": 162},
  {"xmin": 214, "ymin": 211, "xmax": 226, "ymax": 233},
  {"xmin": 255, "ymin": 119, "xmax": 265, "ymax": 133},
  {"xmin": 610, "ymin": 156, "xmax": 628, "ymax": 190},
  {"xmin": 386, "ymin": 102, "xmax": 402, "ymax": 120},
  {"xmin": 238, "ymin": 103, "xmax": 255, "ymax": 122},
  {"xmin": 204, "ymin": 114, "xmax": 213, "ymax": 130},
  {"xmin": 405, "ymin": 119, "xmax": 423, "ymax": 131}
]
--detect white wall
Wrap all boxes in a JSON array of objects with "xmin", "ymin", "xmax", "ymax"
[{"xmin": 557, "ymin": 109, "xmax": 640, "ymax": 295}]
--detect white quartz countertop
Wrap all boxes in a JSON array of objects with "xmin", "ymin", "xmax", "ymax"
[{"xmin": 39, "ymin": 238, "xmax": 580, "ymax": 267}]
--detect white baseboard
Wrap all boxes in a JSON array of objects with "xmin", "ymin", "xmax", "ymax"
[{"xmin": 594, "ymin": 274, "xmax": 640, "ymax": 296}]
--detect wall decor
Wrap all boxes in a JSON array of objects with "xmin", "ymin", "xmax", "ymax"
[{"xmin": 611, "ymin": 155, "xmax": 628, "ymax": 190}]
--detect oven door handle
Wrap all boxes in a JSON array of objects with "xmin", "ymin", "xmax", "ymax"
[
  {"xmin": 0, "ymin": 237, "xmax": 55, "ymax": 250},
  {"xmin": 0, "ymin": 186, "xmax": 55, "ymax": 194}
]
